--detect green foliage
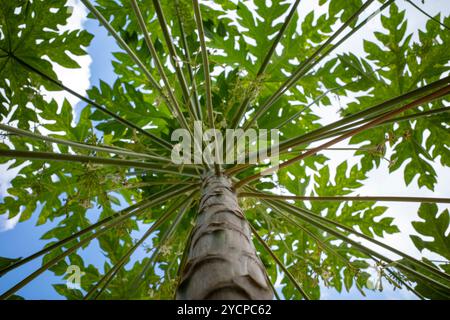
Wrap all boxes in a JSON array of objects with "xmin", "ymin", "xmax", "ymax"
[
  {"xmin": 327, "ymin": 4, "xmax": 450, "ymax": 190},
  {"xmin": 411, "ymin": 203, "xmax": 450, "ymax": 261},
  {"xmin": 0, "ymin": 0, "xmax": 449, "ymax": 300},
  {"xmin": 0, "ymin": 0, "xmax": 92, "ymax": 129},
  {"xmin": 0, "ymin": 256, "xmax": 21, "ymax": 271}
]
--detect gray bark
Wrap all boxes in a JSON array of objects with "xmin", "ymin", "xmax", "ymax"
[{"xmin": 176, "ymin": 173, "xmax": 273, "ymax": 300}]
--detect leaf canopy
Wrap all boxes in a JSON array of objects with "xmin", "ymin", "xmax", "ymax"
[{"xmin": 0, "ymin": 0, "xmax": 449, "ymax": 300}]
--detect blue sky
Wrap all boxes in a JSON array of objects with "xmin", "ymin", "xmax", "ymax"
[{"xmin": 0, "ymin": 0, "xmax": 449, "ymax": 300}]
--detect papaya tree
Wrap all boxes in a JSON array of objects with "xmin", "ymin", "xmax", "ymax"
[{"xmin": 0, "ymin": 0, "xmax": 449, "ymax": 300}]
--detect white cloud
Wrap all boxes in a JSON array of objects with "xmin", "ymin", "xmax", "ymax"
[{"xmin": 0, "ymin": 212, "xmax": 21, "ymax": 232}]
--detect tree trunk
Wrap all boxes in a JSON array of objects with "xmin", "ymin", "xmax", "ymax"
[{"xmin": 176, "ymin": 172, "xmax": 273, "ymax": 300}]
